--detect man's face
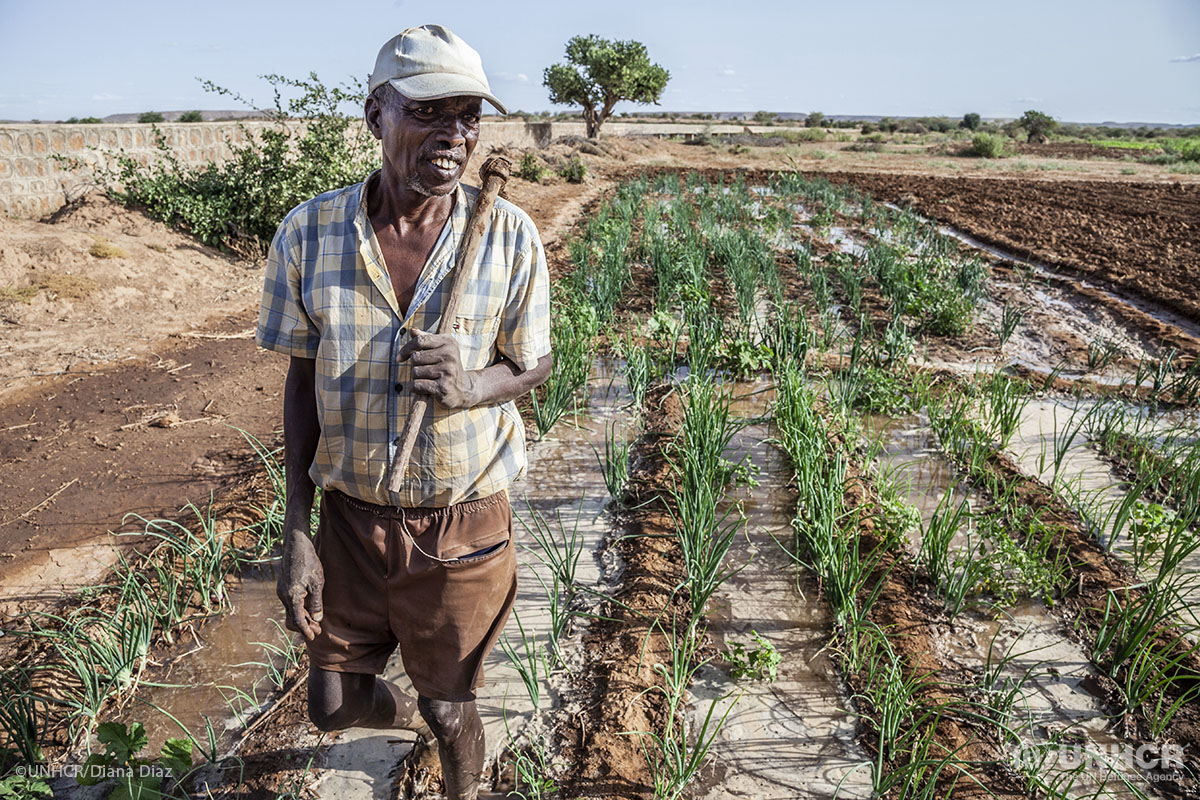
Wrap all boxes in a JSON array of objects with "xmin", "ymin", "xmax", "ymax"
[{"xmin": 366, "ymin": 90, "xmax": 482, "ymax": 197}]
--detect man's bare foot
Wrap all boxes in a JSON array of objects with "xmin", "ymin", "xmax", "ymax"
[{"xmin": 391, "ymin": 734, "xmax": 444, "ymax": 799}]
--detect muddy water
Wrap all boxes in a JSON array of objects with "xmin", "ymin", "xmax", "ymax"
[
  {"xmin": 688, "ymin": 381, "xmax": 873, "ymax": 800},
  {"xmin": 940, "ymin": 226, "xmax": 1200, "ymax": 343},
  {"xmin": 944, "ymin": 605, "xmax": 1156, "ymax": 799},
  {"xmin": 870, "ymin": 410, "xmax": 1164, "ymax": 797},
  {"xmin": 1006, "ymin": 397, "xmax": 1200, "ymax": 605},
  {"xmin": 126, "ymin": 572, "xmax": 287, "ymax": 750}
]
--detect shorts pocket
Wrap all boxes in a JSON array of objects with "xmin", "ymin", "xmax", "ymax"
[{"xmin": 441, "ymin": 535, "xmax": 511, "ymax": 569}]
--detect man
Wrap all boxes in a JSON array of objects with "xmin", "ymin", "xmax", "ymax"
[{"xmin": 255, "ymin": 24, "xmax": 552, "ymax": 800}]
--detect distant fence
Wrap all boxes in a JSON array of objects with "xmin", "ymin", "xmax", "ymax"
[{"xmin": 0, "ymin": 119, "xmax": 772, "ymax": 217}]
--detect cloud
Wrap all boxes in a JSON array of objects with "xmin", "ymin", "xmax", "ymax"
[
  {"xmin": 1169, "ymin": 53, "xmax": 1200, "ymax": 63},
  {"xmin": 494, "ymin": 72, "xmax": 529, "ymax": 84},
  {"xmin": 718, "ymin": 66, "xmax": 736, "ymax": 77},
  {"xmin": 91, "ymin": 92, "xmax": 123, "ymax": 101}
]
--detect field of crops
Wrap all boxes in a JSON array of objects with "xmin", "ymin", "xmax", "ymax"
[{"xmin": 1, "ymin": 161, "xmax": 1198, "ymax": 800}]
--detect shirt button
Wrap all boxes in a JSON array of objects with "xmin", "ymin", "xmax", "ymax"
[
  {"xmin": 399, "ymin": 327, "xmax": 407, "ymax": 336},
  {"xmin": 395, "ymin": 382, "xmax": 403, "ymax": 392}
]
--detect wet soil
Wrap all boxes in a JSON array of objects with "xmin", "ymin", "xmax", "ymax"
[
  {"xmin": 816, "ymin": 172, "xmax": 1200, "ymax": 327},
  {"xmin": 834, "ymin": 454, "xmax": 1028, "ymax": 799},
  {"xmin": 556, "ymin": 384, "xmax": 684, "ymax": 800},
  {"xmin": 968, "ymin": 447, "xmax": 1200, "ymax": 796}
]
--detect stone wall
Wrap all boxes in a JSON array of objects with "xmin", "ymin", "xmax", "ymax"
[{"xmin": 0, "ymin": 119, "xmax": 771, "ymax": 217}]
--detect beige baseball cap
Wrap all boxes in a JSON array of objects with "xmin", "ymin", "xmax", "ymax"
[{"xmin": 368, "ymin": 25, "xmax": 507, "ymax": 115}]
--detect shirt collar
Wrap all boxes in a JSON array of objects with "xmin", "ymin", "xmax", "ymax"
[{"xmin": 353, "ymin": 172, "xmax": 469, "ymax": 325}]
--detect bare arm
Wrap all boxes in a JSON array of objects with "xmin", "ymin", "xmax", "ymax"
[
  {"xmin": 398, "ymin": 330, "xmax": 552, "ymax": 409},
  {"xmin": 278, "ymin": 355, "xmax": 324, "ymax": 641}
]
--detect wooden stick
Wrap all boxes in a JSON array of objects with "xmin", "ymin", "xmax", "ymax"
[{"xmin": 387, "ymin": 156, "xmax": 512, "ymax": 494}]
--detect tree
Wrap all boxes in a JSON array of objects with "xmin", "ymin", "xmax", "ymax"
[
  {"xmin": 178, "ymin": 110, "xmax": 203, "ymax": 122},
  {"xmin": 543, "ymin": 35, "xmax": 669, "ymax": 138},
  {"xmin": 961, "ymin": 112, "xmax": 981, "ymax": 131},
  {"xmin": 1019, "ymin": 109, "xmax": 1056, "ymax": 143},
  {"xmin": 805, "ymin": 111, "xmax": 825, "ymax": 129},
  {"xmin": 137, "ymin": 111, "xmax": 164, "ymax": 123},
  {"xmin": 753, "ymin": 110, "xmax": 776, "ymax": 124}
]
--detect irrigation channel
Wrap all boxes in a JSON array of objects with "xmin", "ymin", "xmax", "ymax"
[{"xmin": 2, "ymin": 167, "xmax": 1199, "ymax": 800}]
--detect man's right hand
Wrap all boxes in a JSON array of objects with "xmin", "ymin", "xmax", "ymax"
[{"xmin": 278, "ymin": 529, "xmax": 325, "ymax": 641}]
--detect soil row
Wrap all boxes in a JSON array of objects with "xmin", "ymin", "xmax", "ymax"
[
  {"xmin": 817, "ymin": 171, "xmax": 1200, "ymax": 326},
  {"xmin": 553, "ymin": 384, "xmax": 683, "ymax": 800}
]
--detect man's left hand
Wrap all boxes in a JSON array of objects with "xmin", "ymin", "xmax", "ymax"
[{"xmin": 398, "ymin": 328, "xmax": 479, "ymax": 409}]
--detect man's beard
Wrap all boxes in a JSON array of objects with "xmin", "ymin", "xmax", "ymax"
[{"xmin": 405, "ymin": 171, "xmax": 455, "ymax": 198}]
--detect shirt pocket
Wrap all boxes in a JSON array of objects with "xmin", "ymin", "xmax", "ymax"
[{"xmin": 450, "ymin": 314, "xmax": 500, "ymax": 372}]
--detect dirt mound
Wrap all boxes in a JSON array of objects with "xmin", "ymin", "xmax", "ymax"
[
  {"xmin": 44, "ymin": 191, "xmax": 167, "ymax": 235},
  {"xmin": 1014, "ymin": 141, "xmax": 1144, "ymax": 160},
  {"xmin": 0, "ymin": 192, "xmax": 260, "ymax": 398}
]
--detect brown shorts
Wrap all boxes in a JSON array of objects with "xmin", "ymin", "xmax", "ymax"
[{"xmin": 307, "ymin": 488, "xmax": 518, "ymax": 702}]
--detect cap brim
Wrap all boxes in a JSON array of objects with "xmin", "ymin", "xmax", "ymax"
[{"xmin": 387, "ymin": 74, "xmax": 507, "ymax": 116}]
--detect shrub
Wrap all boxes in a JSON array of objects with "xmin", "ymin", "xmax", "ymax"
[
  {"xmin": 65, "ymin": 116, "xmax": 103, "ymax": 124},
  {"xmin": 961, "ymin": 112, "xmax": 981, "ymax": 131},
  {"xmin": 1176, "ymin": 139, "xmax": 1200, "ymax": 162},
  {"xmin": 560, "ymin": 155, "xmax": 587, "ymax": 183},
  {"xmin": 137, "ymin": 111, "xmax": 164, "ymax": 123},
  {"xmin": 517, "ymin": 152, "xmax": 545, "ymax": 182},
  {"xmin": 1019, "ymin": 109, "xmax": 1056, "ymax": 142},
  {"xmin": 970, "ymin": 133, "xmax": 1005, "ymax": 158},
  {"xmin": 80, "ymin": 73, "xmax": 379, "ymax": 254},
  {"xmin": 178, "ymin": 110, "xmax": 203, "ymax": 122},
  {"xmin": 805, "ymin": 111, "xmax": 825, "ymax": 128},
  {"xmin": 89, "ymin": 237, "xmax": 128, "ymax": 259}
]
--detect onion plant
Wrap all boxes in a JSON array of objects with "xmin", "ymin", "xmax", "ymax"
[
  {"xmin": 592, "ymin": 420, "xmax": 631, "ymax": 506},
  {"xmin": 122, "ymin": 499, "xmax": 235, "ymax": 615},
  {"xmin": 632, "ymin": 622, "xmax": 736, "ymax": 800},
  {"xmin": 0, "ymin": 669, "xmax": 46, "ymax": 767},
  {"xmin": 998, "ymin": 300, "xmax": 1025, "ymax": 348},
  {"xmin": 980, "ymin": 372, "xmax": 1029, "ymax": 450},
  {"xmin": 531, "ymin": 296, "xmax": 597, "ymax": 438},
  {"xmin": 668, "ymin": 368, "xmax": 745, "ymax": 621}
]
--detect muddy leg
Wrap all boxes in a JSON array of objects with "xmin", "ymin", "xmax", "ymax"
[
  {"xmin": 418, "ymin": 695, "xmax": 485, "ymax": 800},
  {"xmin": 306, "ymin": 666, "xmax": 430, "ymax": 736}
]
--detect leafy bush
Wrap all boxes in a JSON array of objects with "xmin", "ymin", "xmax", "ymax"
[
  {"xmin": 84, "ymin": 73, "xmax": 379, "ymax": 254},
  {"xmin": 961, "ymin": 112, "xmax": 981, "ymax": 131},
  {"xmin": 76, "ymin": 721, "xmax": 193, "ymax": 799},
  {"xmin": 517, "ymin": 152, "xmax": 545, "ymax": 182},
  {"xmin": 559, "ymin": 155, "xmax": 587, "ymax": 183},
  {"xmin": 137, "ymin": 111, "xmax": 164, "ymax": 123},
  {"xmin": 1019, "ymin": 109, "xmax": 1056, "ymax": 142},
  {"xmin": 1172, "ymin": 139, "xmax": 1200, "ymax": 162},
  {"xmin": 969, "ymin": 133, "xmax": 1005, "ymax": 158},
  {"xmin": 776, "ymin": 128, "xmax": 827, "ymax": 143},
  {"xmin": 178, "ymin": 110, "xmax": 203, "ymax": 122},
  {"xmin": 65, "ymin": 116, "xmax": 102, "ymax": 124}
]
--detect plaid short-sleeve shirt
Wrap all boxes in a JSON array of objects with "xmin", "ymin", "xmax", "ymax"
[{"xmin": 255, "ymin": 171, "xmax": 551, "ymax": 508}]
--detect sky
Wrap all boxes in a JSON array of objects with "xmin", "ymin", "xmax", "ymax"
[{"xmin": 1, "ymin": 0, "xmax": 1198, "ymax": 124}]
